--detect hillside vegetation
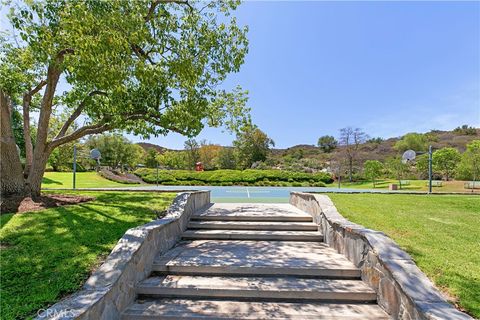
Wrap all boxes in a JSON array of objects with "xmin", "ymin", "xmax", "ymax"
[
  {"xmin": 136, "ymin": 127, "xmax": 479, "ymax": 183},
  {"xmin": 268, "ymin": 128, "xmax": 480, "ymax": 172}
]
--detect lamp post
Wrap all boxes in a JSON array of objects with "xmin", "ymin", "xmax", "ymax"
[{"xmin": 73, "ymin": 144, "xmax": 77, "ymax": 190}]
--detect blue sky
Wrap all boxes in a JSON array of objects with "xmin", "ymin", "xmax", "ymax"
[
  {"xmin": 2, "ymin": 1, "xmax": 480, "ymax": 149},
  {"xmin": 139, "ymin": 1, "xmax": 480, "ymax": 149}
]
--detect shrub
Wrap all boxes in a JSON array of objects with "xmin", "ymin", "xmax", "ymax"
[{"xmin": 134, "ymin": 169, "xmax": 332, "ymax": 186}]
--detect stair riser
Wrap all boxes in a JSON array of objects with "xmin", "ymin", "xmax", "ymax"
[
  {"xmin": 120, "ymin": 314, "xmax": 382, "ymax": 320},
  {"xmin": 152, "ymin": 266, "xmax": 361, "ymax": 279},
  {"xmin": 191, "ymin": 216, "xmax": 313, "ymax": 222},
  {"xmin": 182, "ymin": 234, "xmax": 323, "ymax": 241},
  {"xmin": 136, "ymin": 288, "xmax": 376, "ymax": 302},
  {"xmin": 187, "ymin": 224, "xmax": 318, "ymax": 231}
]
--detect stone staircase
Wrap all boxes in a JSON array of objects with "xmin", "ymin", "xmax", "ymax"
[{"xmin": 121, "ymin": 203, "xmax": 390, "ymax": 319}]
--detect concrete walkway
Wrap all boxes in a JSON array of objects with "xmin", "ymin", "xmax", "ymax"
[{"xmin": 121, "ymin": 203, "xmax": 390, "ymax": 319}]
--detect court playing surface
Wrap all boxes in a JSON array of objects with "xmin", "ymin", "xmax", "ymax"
[{"xmin": 71, "ymin": 185, "xmax": 380, "ymax": 203}]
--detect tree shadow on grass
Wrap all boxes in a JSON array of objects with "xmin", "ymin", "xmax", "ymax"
[
  {"xmin": 0, "ymin": 192, "xmax": 173, "ymax": 320},
  {"xmin": 42, "ymin": 177, "xmax": 63, "ymax": 185}
]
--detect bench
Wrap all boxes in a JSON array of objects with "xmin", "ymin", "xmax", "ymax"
[
  {"xmin": 428, "ymin": 180, "xmax": 443, "ymax": 187},
  {"xmin": 464, "ymin": 181, "xmax": 480, "ymax": 189}
]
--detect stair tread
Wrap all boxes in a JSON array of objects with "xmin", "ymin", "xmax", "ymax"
[
  {"xmin": 184, "ymin": 229, "xmax": 321, "ymax": 236},
  {"xmin": 191, "ymin": 215, "xmax": 313, "ymax": 222},
  {"xmin": 122, "ymin": 299, "xmax": 390, "ymax": 319},
  {"xmin": 153, "ymin": 240, "xmax": 359, "ymax": 276},
  {"xmin": 192, "ymin": 203, "xmax": 313, "ymax": 222},
  {"xmin": 138, "ymin": 275, "xmax": 375, "ymax": 294},
  {"xmin": 188, "ymin": 221, "xmax": 318, "ymax": 230}
]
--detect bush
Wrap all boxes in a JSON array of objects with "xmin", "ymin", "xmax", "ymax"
[{"xmin": 134, "ymin": 169, "xmax": 333, "ymax": 186}]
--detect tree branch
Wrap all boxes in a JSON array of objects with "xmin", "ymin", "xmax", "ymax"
[
  {"xmin": 145, "ymin": 0, "xmax": 193, "ymax": 21},
  {"xmin": 145, "ymin": 0, "xmax": 161, "ymax": 21},
  {"xmin": 167, "ymin": 0, "xmax": 193, "ymax": 11},
  {"xmin": 131, "ymin": 44, "xmax": 157, "ymax": 65},
  {"xmin": 29, "ymin": 80, "xmax": 47, "ymax": 96},
  {"xmin": 22, "ymin": 79, "xmax": 47, "ymax": 174},
  {"xmin": 57, "ymin": 48, "xmax": 75, "ymax": 59},
  {"xmin": 49, "ymin": 122, "xmax": 111, "ymax": 150},
  {"xmin": 49, "ymin": 111, "xmax": 188, "ymax": 151},
  {"xmin": 55, "ymin": 90, "xmax": 108, "ymax": 139}
]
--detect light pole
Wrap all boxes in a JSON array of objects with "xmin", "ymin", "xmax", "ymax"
[{"xmin": 73, "ymin": 144, "xmax": 77, "ymax": 190}]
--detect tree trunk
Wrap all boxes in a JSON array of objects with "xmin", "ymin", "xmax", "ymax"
[
  {"xmin": 348, "ymin": 158, "xmax": 353, "ymax": 182},
  {"xmin": 0, "ymin": 90, "xmax": 26, "ymax": 196},
  {"xmin": 22, "ymin": 94, "xmax": 34, "ymax": 175},
  {"xmin": 26, "ymin": 150, "xmax": 49, "ymax": 198},
  {"xmin": 24, "ymin": 64, "xmax": 61, "ymax": 198}
]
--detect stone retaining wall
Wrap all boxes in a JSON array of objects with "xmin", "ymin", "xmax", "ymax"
[
  {"xmin": 37, "ymin": 191, "xmax": 210, "ymax": 320},
  {"xmin": 290, "ymin": 192, "xmax": 472, "ymax": 320}
]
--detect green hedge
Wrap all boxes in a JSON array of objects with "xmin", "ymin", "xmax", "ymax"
[{"xmin": 134, "ymin": 169, "xmax": 332, "ymax": 187}]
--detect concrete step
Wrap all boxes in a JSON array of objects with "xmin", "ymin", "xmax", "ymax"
[
  {"xmin": 191, "ymin": 215, "xmax": 313, "ymax": 222},
  {"xmin": 182, "ymin": 230, "xmax": 323, "ymax": 241},
  {"xmin": 188, "ymin": 221, "xmax": 318, "ymax": 231},
  {"xmin": 121, "ymin": 299, "xmax": 390, "ymax": 319},
  {"xmin": 137, "ymin": 275, "xmax": 377, "ymax": 302},
  {"xmin": 153, "ymin": 240, "xmax": 361, "ymax": 279}
]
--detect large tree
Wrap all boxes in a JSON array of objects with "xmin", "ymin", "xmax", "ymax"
[
  {"xmin": 394, "ymin": 133, "xmax": 427, "ymax": 152},
  {"xmin": 234, "ymin": 125, "xmax": 274, "ymax": 169},
  {"xmin": 456, "ymin": 140, "xmax": 480, "ymax": 182},
  {"xmin": 0, "ymin": 0, "xmax": 249, "ymax": 197},
  {"xmin": 199, "ymin": 142, "xmax": 222, "ymax": 170},
  {"xmin": 363, "ymin": 160, "xmax": 383, "ymax": 188},
  {"xmin": 386, "ymin": 157, "xmax": 410, "ymax": 189},
  {"xmin": 85, "ymin": 133, "xmax": 146, "ymax": 170},
  {"xmin": 216, "ymin": 147, "xmax": 236, "ymax": 169},
  {"xmin": 432, "ymin": 147, "xmax": 461, "ymax": 181},
  {"xmin": 184, "ymin": 138, "xmax": 201, "ymax": 169},
  {"xmin": 338, "ymin": 127, "xmax": 368, "ymax": 182},
  {"xmin": 317, "ymin": 135, "xmax": 337, "ymax": 153}
]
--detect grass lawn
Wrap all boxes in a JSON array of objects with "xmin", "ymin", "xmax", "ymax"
[
  {"xmin": 42, "ymin": 171, "xmax": 132, "ymax": 189},
  {"xmin": 328, "ymin": 193, "xmax": 480, "ymax": 318},
  {"xmin": 331, "ymin": 179, "xmax": 479, "ymax": 193},
  {"xmin": 0, "ymin": 191, "xmax": 175, "ymax": 320}
]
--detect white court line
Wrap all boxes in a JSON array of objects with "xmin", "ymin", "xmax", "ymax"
[
  {"xmin": 225, "ymin": 190, "xmax": 272, "ymax": 194},
  {"xmin": 246, "ymin": 187, "xmax": 250, "ymax": 198}
]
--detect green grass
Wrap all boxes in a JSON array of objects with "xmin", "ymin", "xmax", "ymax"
[
  {"xmin": 0, "ymin": 191, "xmax": 175, "ymax": 320},
  {"xmin": 328, "ymin": 193, "xmax": 480, "ymax": 317},
  {"xmin": 42, "ymin": 172, "xmax": 132, "ymax": 189},
  {"xmin": 330, "ymin": 179, "xmax": 479, "ymax": 193}
]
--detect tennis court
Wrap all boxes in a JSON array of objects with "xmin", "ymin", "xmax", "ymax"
[{"xmin": 76, "ymin": 185, "xmax": 380, "ymax": 202}]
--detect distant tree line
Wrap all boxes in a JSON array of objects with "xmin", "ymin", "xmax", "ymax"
[
  {"xmin": 44, "ymin": 124, "xmax": 479, "ymax": 186},
  {"xmin": 44, "ymin": 124, "xmax": 276, "ymax": 172},
  {"xmin": 315, "ymin": 126, "xmax": 479, "ymax": 184},
  {"xmin": 358, "ymin": 140, "xmax": 480, "ymax": 187},
  {"xmin": 145, "ymin": 125, "xmax": 275, "ymax": 171}
]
